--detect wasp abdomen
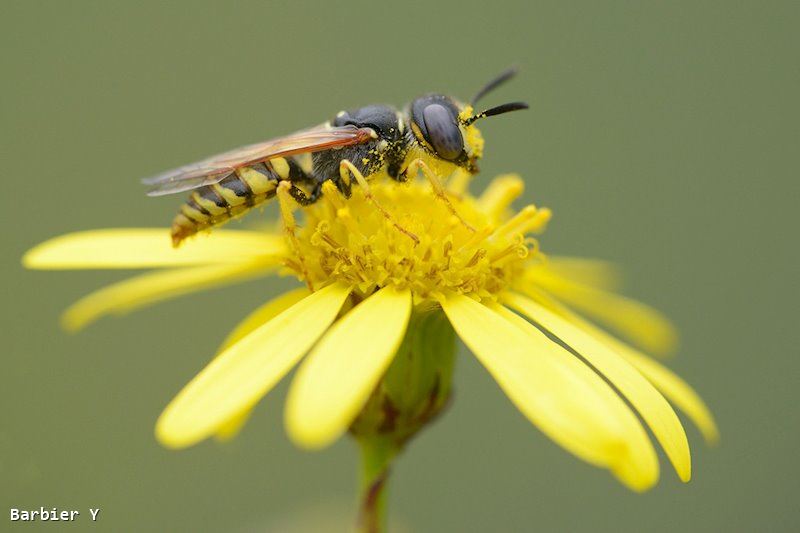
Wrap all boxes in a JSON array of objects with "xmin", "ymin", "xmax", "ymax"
[{"xmin": 170, "ymin": 160, "xmax": 285, "ymax": 246}]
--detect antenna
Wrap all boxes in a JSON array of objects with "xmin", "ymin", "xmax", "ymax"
[
  {"xmin": 464, "ymin": 101, "xmax": 529, "ymax": 126},
  {"xmin": 471, "ymin": 67, "xmax": 519, "ymax": 105}
]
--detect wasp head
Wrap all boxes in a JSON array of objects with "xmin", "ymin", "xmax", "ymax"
[{"xmin": 409, "ymin": 68, "xmax": 528, "ymax": 175}]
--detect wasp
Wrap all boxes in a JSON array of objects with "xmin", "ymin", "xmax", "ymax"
[{"xmin": 143, "ymin": 68, "xmax": 528, "ymax": 246}]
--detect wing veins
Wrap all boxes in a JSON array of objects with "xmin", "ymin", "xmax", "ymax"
[{"xmin": 142, "ymin": 125, "xmax": 375, "ymax": 196}]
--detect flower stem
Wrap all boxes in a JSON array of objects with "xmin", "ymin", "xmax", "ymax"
[{"xmin": 357, "ymin": 437, "xmax": 396, "ymax": 533}]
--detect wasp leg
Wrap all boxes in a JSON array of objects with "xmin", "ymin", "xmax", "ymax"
[
  {"xmin": 276, "ymin": 181, "xmax": 314, "ymax": 291},
  {"xmin": 333, "ymin": 171, "xmax": 353, "ymax": 198},
  {"xmin": 405, "ymin": 159, "xmax": 476, "ymax": 233},
  {"xmin": 309, "ymin": 180, "xmax": 327, "ymax": 202},
  {"xmin": 339, "ymin": 160, "xmax": 419, "ymax": 245},
  {"xmin": 285, "ymin": 181, "xmax": 320, "ymax": 206}
]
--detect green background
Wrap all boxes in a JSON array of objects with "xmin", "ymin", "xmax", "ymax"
[{"xmin": 2, "ymin": 1, "xmax": 797, "ymax": 531}]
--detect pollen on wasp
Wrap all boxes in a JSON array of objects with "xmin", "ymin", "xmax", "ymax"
[{"xmin": 280, "ymin": 176, "xmax": 550, "ymax": 302}]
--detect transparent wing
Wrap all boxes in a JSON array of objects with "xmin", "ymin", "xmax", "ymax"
[{"xmin": 143, "ymin": 124, "xmax": 376, "ymax": 196}]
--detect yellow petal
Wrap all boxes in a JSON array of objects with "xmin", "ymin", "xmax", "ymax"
[
  {"xmin": 23, "ymin": 228, "xmax": 286, "ymax": 269},
  {"xmin": 616, "ymin": 347, "xmax": 719, "ymax": 445},
  {"xmin": 521, "ymin": 280, "xmax": 718, "ymax": 445},
  {"xmin": 540, "ymin": 256, "xmax": 621, "ymax": 291},
  {"xmin": 62, "ymin": 262, "xmax": 272, "ymax": 332},
  {"xmin": 504, "ymin": 292, "xmax": 692, "ymax": 482},
  {"xmin": 531, "ymin": 291, "xmax": 719, "ymax": 445},
  {"xmin": 155, "ymin": 282, "xmax": 352, "ymax": 449},
  {"xmin": 525, "ymin": 270, "xmax": 678, "ymax": 356},
  {"xmin": 213, "ymin": 287, "xmax": 310, "ymax": 442},
  {"xmin": 285, "ymin": 286, "xmax": 412, "ymax": 449},
  {"xmin": 217, "ymin": 287, "xmax": 310, "ymax": 351},
  {"xmin": 212, "ymin": 408, "xmax": 255, "ymax": 443},
  {"xmin": 494, "ymin": 305, "xmax": 660, "ymax": 491},
  {"xmin": 441, "ymin": 294, "xmax": 658, "ymax": 491}
]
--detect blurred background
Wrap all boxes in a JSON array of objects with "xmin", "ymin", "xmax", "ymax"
[{"xmin": 2, "ymin": 1, "xmax": 797, "ymax": 531}]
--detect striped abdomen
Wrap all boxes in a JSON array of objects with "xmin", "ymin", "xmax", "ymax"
[{"xmin": 171, "ymin": 159, "xmax": 290, "ymax": 246}]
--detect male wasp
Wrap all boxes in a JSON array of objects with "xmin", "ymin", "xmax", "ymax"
[{"xmin": 143, "ymin": 69, "xmax": 528, "ymax": 246}]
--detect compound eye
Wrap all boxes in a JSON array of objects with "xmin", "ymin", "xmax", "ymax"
[{"xmin": 422, "ymin": 103, "xmax": 464, "ymax": 161}]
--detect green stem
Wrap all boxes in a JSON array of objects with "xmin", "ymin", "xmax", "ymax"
[{"xmin": 357, "ymin": 437, "xmax": 396, "ymax": 533}]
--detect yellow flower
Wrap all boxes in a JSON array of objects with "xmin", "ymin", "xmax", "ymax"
[{"xmin": 23, "ymin": 173, "xmax": 717, "ymax": 492}]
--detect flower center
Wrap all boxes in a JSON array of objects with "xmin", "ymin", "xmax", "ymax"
[{"xmin": 282, "ymin": 176, "xmax": 550, "ymax": 301}]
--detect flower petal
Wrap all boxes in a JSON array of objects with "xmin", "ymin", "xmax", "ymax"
[
  {"xmin": 212, "ymin": 408, "xmax": 255, "ymax": 443},
  {"xmin": 217, "ymin": 287, "xmax": 310, "ymax": 351},
  {"xmin": 285, "ymin": 286, "xmax": 412, "ymax": 449},
  {"xmin": 540, "ymin": 256, "xmax": 621, "ymax": 291},
  {"xmin": 530, "ymin": 291, "xmax": 719, "ymax": 445},
  {"xmin": 440, "ymin": 294, "xmax": 658, "ymax": 491},
  {"xmin": 525, "ymin": 270, "xmax": 678, "ymax": 356},
  {"xmin": 615, "ymin": 347, "xmax": 719, "ymax": 445},
  {"xmin": 504, "ymin": 292, "xmax": 692, "ymax": 482},
  {"xmin": 155, "ymin": 282, "xmax": 352, "ymax": 449},
  {"xmin": 62, "ymin": 262, "xmax": 273, "ymax": 332},
  {"xmin": 213, "ymin": 287, "xmax": 310, "ymax": 442},
  {"xmin": 23, "ymin": 228, "xmax": 286, "ymax": 269}
]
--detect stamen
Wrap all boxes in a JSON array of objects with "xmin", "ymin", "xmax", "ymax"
[
  {"xmin": 354, "ymin": 256, "xmax": 367, "ymax": 272},
  {"xmin": 494, "ymin": 205, "xmax": 543, "ymax": 238},
  {"xmin": 319, "ymin": 262, "xmax": 333, "ymax": 276},
  {"xmin": 341, "ymin": 160, "xmax": 420, "ymax": 244},
  {"xmin": 282, "ymin": 174, "xmax": 547, "ymax": 301},
  {"xmin": 283, "ymin": 258, "xmax": 302, "ymax": 273},
  {"xmin": 320, "ymin": 232, "xmax": 341, "ymax": 250},
  {"xmin": 334, "ymin": 252, "xmax": 353, "ymax": 266},
  {"xmin": 490, "ymin": 244, "xmax": 521, "ymax": 263},
  {"xmin": 442, "ymin": 240, "xmax": 453, "ymax": 271},
  {"xmin": 523, "ymin": 237, "xmax": 541, "ymax": 254},
  {"xmin": 458, "ymin": 224, "xmax": 494, "ymax": 252},
  {"xmin": 322, "ymin": 181, "xmax": 363, "ymax": 238},
  {"xmin": 409, "ymin": 158, "xmax": 476, "ymax": 233},
  {"xmin": 322, "ymin": 181, "xmax": 345, "ymax": 209},
  {"xmin": 518, "ymin": 207, "xmax": 551, "ymax": 235},
  {"xmin": 465, "ymin": 248, "xmax": 487, "ymax": 267},
  {"xmin": 277, "ymin": 182, "xmax": 313, "ymax": 291}
]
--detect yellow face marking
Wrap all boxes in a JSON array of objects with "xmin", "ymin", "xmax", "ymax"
[
  {"xmin": 458, "ymin": 106, "xmax": 485, "ymax": 159},
  {"xmin": 271, "ymin": 157, "xmax": 290, "ymax": 180}
]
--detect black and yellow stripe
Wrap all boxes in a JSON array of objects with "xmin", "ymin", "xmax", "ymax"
[{"xmin": 170, "ymin": 158, "xmax": 295, "ymax": 246}]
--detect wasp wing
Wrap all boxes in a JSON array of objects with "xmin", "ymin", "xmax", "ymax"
[{"xmin": 143, "ymin": 125, "xmax": 376, "ymax": 196}]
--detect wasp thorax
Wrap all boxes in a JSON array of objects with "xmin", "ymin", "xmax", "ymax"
[{"xmin": 281, "ymin": 176, "xmax": 551, "ymax": 302}]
